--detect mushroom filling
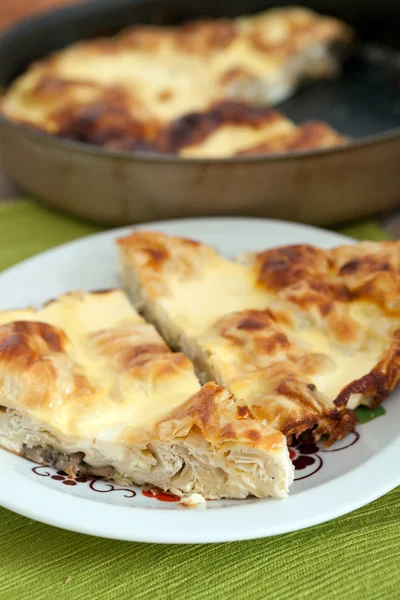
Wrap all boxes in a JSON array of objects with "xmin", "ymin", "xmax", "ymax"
[{"xmin": 21, "ymin": 444, "xmax": 115, "ymax": 479}]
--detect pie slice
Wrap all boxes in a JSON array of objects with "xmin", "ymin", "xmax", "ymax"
[
  {"xmin": 117, "ymin": 232, "xmax": 400, "ymax": 444},
  {"xmin": 0, "ymin": 289, "xmax": 293, "ymax": 499}
]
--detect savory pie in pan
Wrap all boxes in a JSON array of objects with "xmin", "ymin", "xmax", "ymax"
[
  {"xmin": 117, "ymin": 231, "xmax": 400, "ymax": 445},
  {"xmin": 0, "ymin": 289, "xmax": 293, "ymax": 500},
  {"xmin": 1, "ymin": 6, "xmax": 352, "ymax": 156}
]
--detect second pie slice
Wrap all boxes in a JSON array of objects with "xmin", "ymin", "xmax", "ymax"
[{"xmin": 117, "ymin": 231, "xmax": 400, "ymax": 445}]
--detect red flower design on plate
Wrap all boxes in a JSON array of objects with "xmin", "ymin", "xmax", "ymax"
[
  {"xmin": 33, "ymin": 467, "xmax": 87, "ymax": 486},
  {"xmin": 290, "ymin": 438, "xmax": 323, "ymax": 480},
  {"xmin": 32, "ymin": 467, "xmax": 136, "ymax": 497},
  {"xmin": 31, "ymin": 428, "xmax": 363, "ymax": 494}
]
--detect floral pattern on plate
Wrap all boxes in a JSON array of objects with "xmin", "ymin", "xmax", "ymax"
[{"xmin": 31, "ymin": 406, "xmax": 381, "ymax": 501}]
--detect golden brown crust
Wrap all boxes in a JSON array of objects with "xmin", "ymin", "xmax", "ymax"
[
  {"xmin": 211, "ymin": 309, "xmax": 291, "ymax": 361},
  {"xmin": 335, "ymin": 328, "xmax": 400, "ymax": 407},
  {"xmin": 250, "ymin": 245, "xmax": 363, "ymax": 346},
  {"xmin": 114, "ymin": 8, "xmax": 351, "ymax": 58},
  {"xmin": 249, "ymin": 241, "xmax": 400, "ymax": 407},
  {"xmin": 0, "ymin": 320, "xmax": 94, "ymax": 410},
  {"xmin": 31, "ymin": 75, "xmax": 98, "ymax": 97},
  {"xmin": 205, "ymin": 308, "xmax": 354, "ymax": 444},
  {"xmin": 130, "ymin": 381, "xmax": 285, "ymax": 452},
  {"xmin": 89, "ymin": 326, "xmax": 170, "ymax": 368},
  {"xmin": 253, "ymin": 244, "xmax": 331, "ymax": 291},
  {"xmin": 243, "ymin": 7, "xmax": 351, "ymax": 56},
  {"xmin": 118, "ymin": 230, "xmax": 216, "ymax": 297},
  {"xmin": 235, "ymin": 122, "xmax": 347, "ymax": 156},
  {"xmin": 253, "ymin": 241, "xmax": 400, "ymax": 314},
  {"xmin": 53, "ymin": 88, "xmax": 161, "ymax": 150},
  {"xmin": 330, "ymin": 242, "xmax": 400, "ymax": 313},
  {"xmin": 283, "ymin": 408, "xmax": 357, "ymax": 446},
  {"xmin": 0, "ymin": 320, "xmax": 67, "ymax": 359},
  {"xmin": 0, "ymin": 291, "xmax": 201, "ymax": 430},
  {"xmin": 118, "ymin": 229, "xmax": 203, "ymax": 259},
  {"xmin": 152, "ymin": 101, "xmax": 282, "ymax": 154},
  {"xmin": 173, "ymin": 20, "xmax": 237, "ymax": 55},
  {"xmin": 116, "ymin": 26, "xmax": 170, "ymax": 52}
]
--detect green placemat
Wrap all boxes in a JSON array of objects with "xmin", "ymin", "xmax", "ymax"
[
  {"xmin": 0, "ymin": 201, "xmax": 101, "ymax": 272},
  {"xmin": 0, "ymin": 200, "xmax": 398, "ymax": 600}
]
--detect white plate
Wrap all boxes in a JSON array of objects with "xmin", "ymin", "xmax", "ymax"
[{"xmin": 0, "ymin": 217, "xmax": 399, "ymax": 544}]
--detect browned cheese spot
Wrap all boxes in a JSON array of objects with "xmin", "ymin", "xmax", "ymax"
[
  {"xmin": 174, "ymin": 20, "xmax": 237, "ymax": 55},
  {"xmin": 236, "ymin": 122, "xmax": 347, "ymax": 156},
  {"xmin": 246, "ymin": 429, "xmax": 261, "ymax": 443},
  {"xmin": 158, "ymin": 89, "xmax": 174, "ymax": 102},
  {"xmin": 255, "ymin": 332, "xmax": 290, "ymax": 355},
  {"xmin": 236, "ymin": 405, "xmax": 253, "ymax": 419},
  {"xmin": 256, "ymin": 244, "xmax": 329, "ymax": 291},
  {"xmin": 153, "ymin": 101, "xmax": 280, "ymax": 153},
  {"xmin": 0, "ymin": 321, "xmax": 66, "ymax": 362},
  {"xmin": 237, "ymin": 316, "xmax": 268, "ymax": 330},
  {"xmin": 221, "ymin": 423, "xmax": 236, "ymax": 439}
]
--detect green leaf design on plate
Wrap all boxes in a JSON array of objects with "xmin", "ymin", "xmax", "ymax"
[{"xmin": 354, "ymin": 405, "xmax": 386, "ymax": 424}]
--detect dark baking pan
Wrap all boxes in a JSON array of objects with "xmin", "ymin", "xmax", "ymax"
[{"xmin": 0, "ymin": 0, "xmax": 398, "ymax": 226}]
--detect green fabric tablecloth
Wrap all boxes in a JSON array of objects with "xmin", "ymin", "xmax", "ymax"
[{"xmin": 0, "ymin": 200, "xmax": 398, "ymax": 600}]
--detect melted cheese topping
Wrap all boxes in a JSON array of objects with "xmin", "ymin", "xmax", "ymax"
[
  {"xmin": 181, "ymin": 119, "xmax": 294, "ymax": 158},
  {"xmin": 289, "ymin": 319, "xmax": 384, "ymax": 402},
  {"xmin": 35, "ymin": 48, "xmax": 215, "ymax": 123},
  {"xmin": 159, "ymin": 257, "xmax": 268, "ymax": 337},
  {"xmin": 202, "ymin": 302, "xmax": 387, "ymax": 405},
  {"xmin": 145, "ymin": 245, "xmax": 387, "ymax": 398},
  {"xmin": 196, "ymin": 281, "xmax": 391, "ymax": 401},
  {"xmin": 0, "ymin": 291, "xmax": 200, "ymax": 441}
]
